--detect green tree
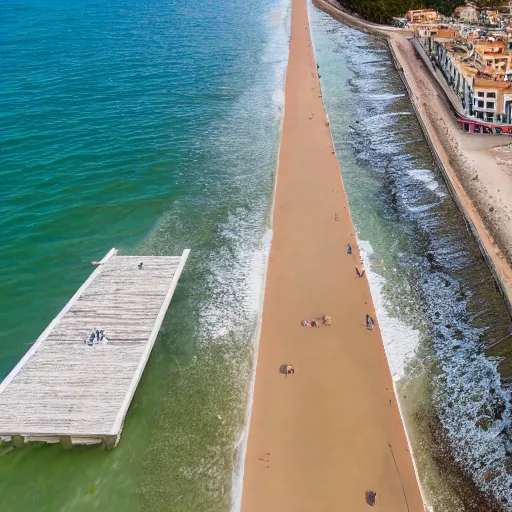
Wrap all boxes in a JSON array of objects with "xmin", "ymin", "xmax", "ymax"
[
  {"xmin": 473, "ymin": 0, "xmax": 508, "ymax": 9},
  {"xmin": 335, "ymin": 0, "xmax": 466, "ymax": 21}
]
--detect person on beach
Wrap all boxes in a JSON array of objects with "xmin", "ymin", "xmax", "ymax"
[
  {"xmin": 138, "ymin": 262, "xmax": 143, "ymax": 270},
  {"xmin": 355, "ymin": 266, "xmax": 362, "ymax": 278},
  {"xmin": 323, "ymin": 315, "xmax": 332, "ymax": 326},
  {"xmin": 360, "ymin": 257, "xmax": 366, "ymax": 277},
  {"xmin": 366, "ymin": 315, "xmax": 374, "ymax": 330},
  {"xmin": 301, "ymin": 319, "xmax": 320, "ymax": 328},
  {"xmin": 365, "ymin": 490, "xmax": 377, "ymax": 506},
  {"xmin": 347, "ymin": 243, "xmax": 352, "ymax": 255},
  {"xmin": 286, "ymin": 365, "xmax": 295, "ymax": 377}
]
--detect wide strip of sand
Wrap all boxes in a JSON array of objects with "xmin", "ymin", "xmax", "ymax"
[{"xmin": 240, "ymin": 1, "xmax": 425, "ymax": 510}]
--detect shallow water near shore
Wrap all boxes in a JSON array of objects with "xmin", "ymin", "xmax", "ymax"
[
  {"xmin": 309, "ymin": 3, "xmax": 512, "ymax": 510},
  {"xmin": 0, "ymin": 0, "xmax": 289, "ymax": 510}
]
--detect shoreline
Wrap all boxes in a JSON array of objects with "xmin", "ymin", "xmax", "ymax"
[
  {"xmin": 312, "ymin": 0, "xmax": 512, "ymax": 317},
  {"xmin": 240, "ymin": 0, "xmax": 425, "ymax": 510},
  {"xmin": 231, "ymin": 70, "xmax": 286, "ymax": 512}
]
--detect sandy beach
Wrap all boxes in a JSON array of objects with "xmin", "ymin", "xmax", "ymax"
[
  {"xmin": 313, "ymin": 0, "xmax": 512, "ymax": 312},
  {"xmin": 240, "ymin": 0, "xmax": 425, "ymax": 510}
]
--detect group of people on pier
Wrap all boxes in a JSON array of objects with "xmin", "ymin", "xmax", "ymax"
[{"xmin": 86, "ymin": 329, "xmax": 108, "ymax": 346}]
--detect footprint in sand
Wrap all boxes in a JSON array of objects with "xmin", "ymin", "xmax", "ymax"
[{"xmin": 258, "ymin": 453, "xmax": 271, "ymax": 469}]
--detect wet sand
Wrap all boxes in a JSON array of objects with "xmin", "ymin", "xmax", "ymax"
[{"xmin": 240, "ymin": 0, "xmax": 425, "ymax": 510}]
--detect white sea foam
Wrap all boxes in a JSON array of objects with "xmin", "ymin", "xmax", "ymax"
[
  {"xmin": 406, "ymin": 168, "xmax": 446, "ymax": 198},
  {"xmin": 426, "ymin": 272, "xmax": 512, "ymax": 508},
  {"xmin": 367, "ymin": 93, "xmax": 405, "ymax": 100},
  {"xmin": 198, "ymin": 211, "xmax": 272, "ymax": 342},
  {"xmin": 362, "ymin": 111, "xmax": 412, "ymax": 122},
  {"xmin": 358, "ymin": 239, "xmax": 420, "ymax": 381}
]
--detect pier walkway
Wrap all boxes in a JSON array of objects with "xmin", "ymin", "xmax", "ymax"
[{"xmin": 0, "ymin": 248, "xmax": 189, "ymax": 449}]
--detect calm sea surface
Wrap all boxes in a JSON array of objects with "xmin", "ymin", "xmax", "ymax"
[{"xmin": 0, "ymin": 0, "xmax": 289, "ymax": 510}]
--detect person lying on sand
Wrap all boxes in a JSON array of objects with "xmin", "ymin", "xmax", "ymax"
[
  {"xmin": 302, "ymin": 316, "xmax": 332, "ymax": 327},
  {"xmin": 286, "ymin": 365, "xmax": 295, "ymax": 376}
]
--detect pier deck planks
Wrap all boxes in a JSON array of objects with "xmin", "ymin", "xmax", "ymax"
[{"xmin": 0, "ymin": 249, "xmax": 189, "ymax": 447}]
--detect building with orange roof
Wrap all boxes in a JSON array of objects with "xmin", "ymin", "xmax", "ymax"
[
  {"xmin": 416, "ymin": 22, "xmax": 512, "ymax": 130},
  {"xmin": 406, "ymin": 9, "xmax": 439, "ymax": 25}
]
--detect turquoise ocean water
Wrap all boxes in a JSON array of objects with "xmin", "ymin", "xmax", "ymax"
[{"xmin": 0, "ymin": 0, "xmax": 290, "ymax": 510}]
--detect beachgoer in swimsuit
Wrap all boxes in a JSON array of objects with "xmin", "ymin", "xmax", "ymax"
[
  {"xmin": 347, "ymin": 243, "xmax": 352, "ymax": 255},
  {"xmin": 366, "ymin": 314, "xmax": 374, "ymax": 330}
]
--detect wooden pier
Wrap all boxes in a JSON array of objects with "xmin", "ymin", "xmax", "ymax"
[{"xmin": 0, "ymin": 248, "xmax": 189, "ymax": 449}]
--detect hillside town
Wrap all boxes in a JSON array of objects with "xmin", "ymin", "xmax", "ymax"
[{"xmin": 402, "ymin": 3, "xmax": 512, "ymax": 132}]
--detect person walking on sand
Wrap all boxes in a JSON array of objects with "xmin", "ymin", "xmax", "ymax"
[
  {"xmin": 366, "ymin": 314, "xmax": 374, "ymax": 330},
  {"xmin": 355, "ymin": 266, "xmax": 362, "ymax": 278},
  {"xmin": 347, "ymin": 243, "xmax": 352, "ymax": 255}
]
